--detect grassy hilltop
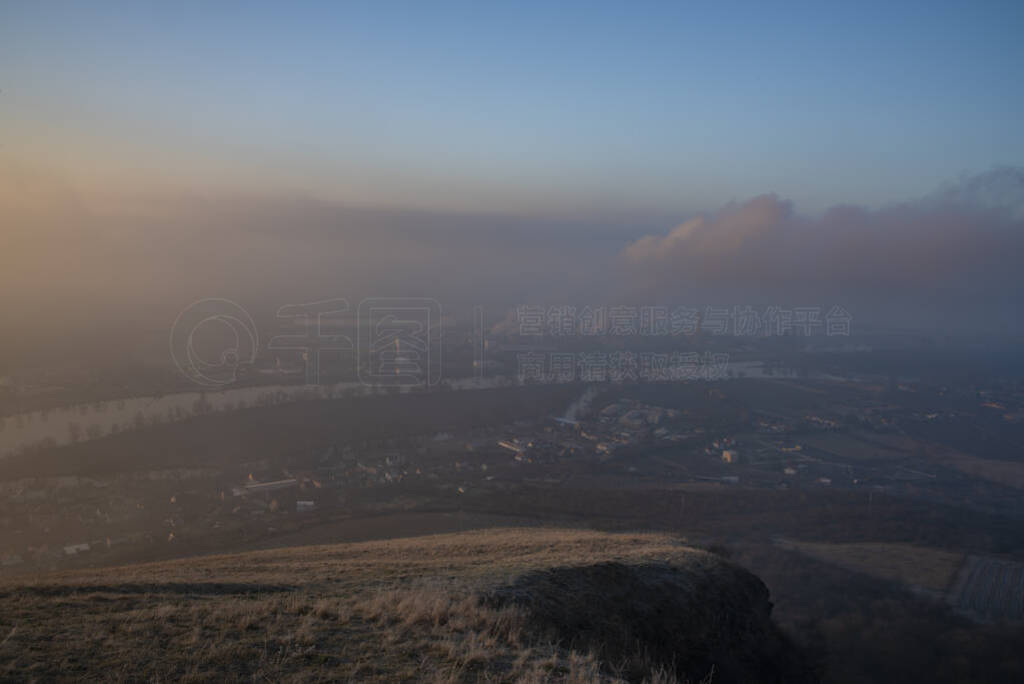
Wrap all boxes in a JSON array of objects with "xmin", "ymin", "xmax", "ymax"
[{"xmin": 0, "ymin": 528, "xmax": 812, "ymax": 683}]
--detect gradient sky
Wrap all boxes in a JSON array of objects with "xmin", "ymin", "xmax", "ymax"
[{"xmin": 2, "ymin": 0, "xmax": 1023, "ymax": 215}]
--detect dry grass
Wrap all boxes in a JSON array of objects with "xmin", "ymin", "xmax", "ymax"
[
  {"xmin": 0, "ymin": 528, "xmax": 705, "ymax": 682},
  {"xmin": 0, "ymin": 528, "xmax": 807, "ymax": 682},
  {"xmin": 350, "ymin": 583, "xmax": 615, "ymax": 682},
  {"xmin": 775, "ymin": 538, "xmax": 964, "ymax": 593},
  {"xmin": 935, "ymin": 451, "xmax": 1024, "ymax": 489},
  {"xmin": 9, "ymin": 527, "xmax": 698, "ymax": 588}
]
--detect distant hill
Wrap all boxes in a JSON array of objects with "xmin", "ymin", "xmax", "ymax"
[{"xmin": 0, "ymin": 528, "xmax": 814, "ymax": 683}]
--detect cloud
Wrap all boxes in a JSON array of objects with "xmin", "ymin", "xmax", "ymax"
[
  {"xmin": 3, "ymin": 160, "xmax": 1022, "ymax": 365},
  {"xmin": 927, "ymin": 166, "xmax": 1024, "ymax": 220},
  {"xmin": 624, "ymin": 194, "xmax": 795, "ymax": 276},
  {"xmin": 620, "ymin": 168, "xmax": 1024, "ymax": 331},
  {"xmin": 0, "ymin": 163, "xmax": 629, "ymax": 362}
]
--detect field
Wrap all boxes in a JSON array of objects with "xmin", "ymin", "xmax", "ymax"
[
  {"xmin": 220, "ymin": 511, "xmax": 537, "ymax": 553},
  {"xmin": 0, "ymin": 385, "xmax": 579, "ymax": 480},
  {"xmin": 774, "ymin": 539, "xmax": 964, "ymax": 593},
  {"xmin": 0, "ymin": 527, "xmax": 810, "ymax": 683},
  {"xmin": 933, "ymin": 450, "xmax": 1024, "ymax": 489},
  {"xmin": 948, "ymin": 555, "xmax": 1024, "ymax": 622},
  {"xmin": 797, "ymin": 432, "xmax": 910, "ymax": 465}
]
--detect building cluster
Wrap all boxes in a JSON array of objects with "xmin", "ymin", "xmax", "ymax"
[{"xmin": 3, "ymin": 373, "xmax": 1023, "ymax": 577}]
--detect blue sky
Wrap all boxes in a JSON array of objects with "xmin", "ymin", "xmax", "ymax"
[{"xmin": 2, "ymin": 0, "xmax": 1022, "ymax": 214}]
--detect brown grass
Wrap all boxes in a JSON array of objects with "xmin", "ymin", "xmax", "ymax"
[
  {"xmin": 775, "ymin": 538, "xmax": 964, "ymax": 593},
  {"xmin": 935, "ymin": 451, "xmax": 1024, "ymax": 489},
  {"xmin": 0, "ymin": 528, "xmax": 718, "ymax": 682}
]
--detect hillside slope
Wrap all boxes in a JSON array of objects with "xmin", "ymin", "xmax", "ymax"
[{"xmin": 0, "ymin": 528, "xmax": 812, "ymax": 682}]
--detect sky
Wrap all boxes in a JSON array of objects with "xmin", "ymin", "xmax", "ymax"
[
  {"xmin": 1, "ymin": 1, "xmax": 1023, "ymax": 363},
  {"xmin": 2, "ymin": 1, "xmax": 1023, "ymax": 215}
]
